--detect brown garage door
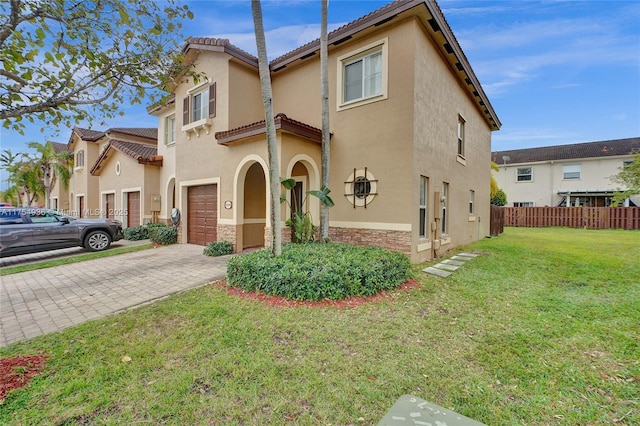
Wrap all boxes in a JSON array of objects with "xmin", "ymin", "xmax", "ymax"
[
  {"xmin": 187, "ymin": 184, "xmax": 217, "ymax": 245},
  {"xmin": 127, "ymin": 191, "xmax": 141, "ymax": 227}
]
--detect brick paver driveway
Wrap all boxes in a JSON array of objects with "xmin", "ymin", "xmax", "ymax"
[{"xmin": 0, "ymin": 244, "xmax": 228, "ymax": 347}]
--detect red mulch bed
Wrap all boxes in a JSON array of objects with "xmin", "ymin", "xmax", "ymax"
[
  {"xmin": 213, "ymin": 278, "xmax": 421, "ymax": 308},
  {"xmin": 0, "ymin": 354, "xmax": 47, "ymax": 402}
]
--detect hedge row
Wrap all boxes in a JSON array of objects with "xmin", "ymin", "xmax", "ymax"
[{"xmin": 226, "ymin": 243, "xmax": 411, "ymax": 301}]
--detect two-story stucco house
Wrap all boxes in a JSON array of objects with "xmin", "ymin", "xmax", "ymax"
[
  {"xmin": 65, "ymin": 127, "xmax": 161, "ymax": 225},
  {"xmin": 491, "ymin": 137, "xmax": 640, "ymax": 208},
  {"xmin": 150, "ymin": 0, "xmax": 501, "ymax": 262}
]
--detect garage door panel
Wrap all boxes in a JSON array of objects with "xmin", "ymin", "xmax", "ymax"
[
  {"xmin": 127, "ymin": 192, "xmax": 141, "ymax": 227},
  {"xmin": 187, "ymin": 185, "xmax": 217, "ymax": 245}
]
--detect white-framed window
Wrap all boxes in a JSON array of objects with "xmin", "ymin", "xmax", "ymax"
[
  {"xmin": 441, "ymin": 182, "xmax": 449, "ymax": 234},
  {"xmin": 182, "ymin": 82, "xmax": 216, "ymax": 126},
  {"xmin": 75, "ymin": 150, "xmax": 84, "ymax": 167},
  {"xmin": 517, "ymin": 167, "xmax": 532, "ymax": 181},
  {"xmin": 513, "ymin": 202, "xmax": 534, "ymax": 207},
  {"xmin": 469, "ymin": 190, "xmax": 475, "ymax": 215},
  {"xmin": 165, "ymin": 114, "xmax": 176, "ymax": 145},
  {"xmin": 563, "ymin": 164, "xmax": 581, "ymax": 180},
  {"xmin": 419, "ymin": 176, "xmax": 428, "ymax": 238},
  {"xmin": 457, "ymin": 116, "xmax": 465, "ymax": 157},
  {"xmin": 337, "ymin": 38, "xmax": 388, "ymax": 109}
]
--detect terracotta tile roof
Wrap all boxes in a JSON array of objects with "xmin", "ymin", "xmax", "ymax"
[
  {"xmin": 108, "ymin": 127, "xmax": 158, "ymax": 141},
  {"xmin": 215, "ymin": 113, "xmax": 323, "ymax": 145},
  {"xmin": 183, "ymin": 37, "xmax": 258, "ymax": 68},
  {"xmin": 90, "ymin": 140, "xmax": 162, "ymax": 175},
  {"xmin": 492, "ymin": 137, "xmax": 640, "ymax": 165},
  {"xmin": 48, "ymin": 142, "xmax": 69, "ymax": 153},
  {"xmin": 72, "ymin": 127, "xmax": 105, "ymax": 142}
]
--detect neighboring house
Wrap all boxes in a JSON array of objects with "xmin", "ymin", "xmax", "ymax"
[
  {"xmin": 67, "ymin": 127, "xmax": 160, "ymax": 226},
  {"xmin": 48, "ymin": 141, "xmax": 71, "ymax": 211},
  {"xmin": 90, "ymin": 129, "xmax": 162, "ymax": 227},
  {"xmin": 150, "ymin": 0, "xmax": 501, "ymax": 262},
  {"xmin": 491, "ymin": 137, "xmax": 640, "ymax": 208}
]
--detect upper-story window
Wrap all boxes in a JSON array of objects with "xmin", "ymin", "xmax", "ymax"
[
  {"xmin": 345, "ymin": 50, "xmax": 381, "ymax": 102},
  {"xmin": 337, "ymin": 38, "xmax": 388, "ymax": 110},
  {"xmin": 517, "ymin": 167, "xmax": 532, "ymax": 181},
  {"xmin": 75, "ymin": 150, "xmax": 84, "ymax": 167},
  {"xmin": 457, "ymin": 116, "xmax": 465, "ymax": 157},
  {"xmin": 182, "ymin": 82, "xmax": 216, "ymax": 126},
  {"xmin": 165, "ymin": 115, "xmax": 176, "ymax": 145},
  {"xmin": 563, "ymin": 164, "xmax": 581, "ymax": 180}
]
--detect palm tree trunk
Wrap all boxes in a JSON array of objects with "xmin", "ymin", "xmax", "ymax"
[
  {"xmin": 319, "ymin": 0, "xmax": 330, "ymax": 241},
  {"xmin": 251, "ymin": 0, "xmax": 281, "ymax": 256}
]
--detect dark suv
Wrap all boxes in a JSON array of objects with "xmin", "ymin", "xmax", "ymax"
[{"xmin": 0, "ymin": 207, "xmax": 124, "ymax": 257}]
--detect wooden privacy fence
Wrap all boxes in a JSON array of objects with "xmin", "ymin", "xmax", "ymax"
[
  {"xmin": 503, "ymin": 207, "xmax": 640, "ymax": 230},
  {"xmin": 490, "ymin": 204, "xmax": 504, "ymax": 236}
]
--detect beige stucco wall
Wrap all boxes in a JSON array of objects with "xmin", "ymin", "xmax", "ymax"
[
  {"xmin": 411, "ymin": 19, "xmax": 492, "ymax": 262},
  {"xmin": 228, "ymin": 61, "xmax": 263, "ymax": 130},
  {"xmin": 156, "ymin": 106, "xmax": 177, "ymax": 224},
  {"xmin": 272, "ymin": 19, "xmax": 415, "ymax": 228}
]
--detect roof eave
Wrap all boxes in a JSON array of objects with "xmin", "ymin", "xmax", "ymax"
[
  {"xmin": 216, "ymin": 114, "xmax": 322, "ymax": 146},
  {"xmin": 268, "ymin": 0, "xmax": 500, "ymax": 131}
]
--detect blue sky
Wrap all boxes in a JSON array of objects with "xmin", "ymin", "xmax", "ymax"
[{"xmin": 1, "ymin": 0, "xmax": 639, "ymax": 158}]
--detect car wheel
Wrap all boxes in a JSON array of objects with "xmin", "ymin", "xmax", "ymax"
[{"xmin": 85, "ymin": 230, "xmax": 111, "ymax": 252}]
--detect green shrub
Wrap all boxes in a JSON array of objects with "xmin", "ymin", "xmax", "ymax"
[
  {"xmin": 203, "ymin": 241, "xmax": 234, "ymax": 257},
  {"xmin": 150, "ymin": 226, "xmax": 177, "ymax": 245},
  {"xmin": 123, "ymin": 225, "xmax": 148, "ymax": 240},
  {"xmin": 226, "ymin": 243, "xmax": 411, "ymax": 301},
  {"xmin": 146, "ymin": 223, "xmax": 168, "ymax": 240}
]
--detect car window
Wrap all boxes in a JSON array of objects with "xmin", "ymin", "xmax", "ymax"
[{"xmin": 28, "ymin": 211, "xmax": 61, "ymax": 223}]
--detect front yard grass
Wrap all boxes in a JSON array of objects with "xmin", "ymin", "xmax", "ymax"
[{"xmin": 0, "ymin": 227, "xmax": 638, "ymax": 425}]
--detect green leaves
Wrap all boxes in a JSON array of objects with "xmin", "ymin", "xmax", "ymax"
[
  {"xmin": 226, "ymin": 243, "xmax": 411, "ymax": 301},
  {"xmin": 0, "ymin": 0, "xmax": 197, "ymax": 133}
]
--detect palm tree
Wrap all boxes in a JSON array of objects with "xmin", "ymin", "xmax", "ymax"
[
  {"xmin": 1, "ymin": 150, "xmax": 40, "ymax": 206},
  {"xmin": 251, "ymin": 0, "xmax": 282, "ymax": 256},
  {"xmin": 28, "ymin": 141, "xmax": 72, "ymax": 209},
  {"xmin": 0, "ymin": 149, "xmax": 21, "ymax": 205},
  {"xmin": 319, "ymin": 0, "xmax": 331, "ymax": 241}
]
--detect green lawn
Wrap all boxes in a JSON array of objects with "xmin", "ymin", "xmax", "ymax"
[{"xmin": 1, "ymin": 228, "xmax": 638, "ymax": 425}]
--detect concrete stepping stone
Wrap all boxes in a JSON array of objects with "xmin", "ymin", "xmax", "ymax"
[
  {"xmin": 441, "ymin": 259, "xmax": 465, "ymax": 266},
  {"xmin": 434, "ymin": 263, "xmax": 459, "ymax": 271},
  {"xmin": 458, "ymin": 252, "xmax": 479, "ymax": 257},
  {"xmin": 451, "ymin": 255, "xmax": 472, "ymax": 261},
  {"xmin": 422, "ymin": 267, "xmax": 452, "ymax": 278}
]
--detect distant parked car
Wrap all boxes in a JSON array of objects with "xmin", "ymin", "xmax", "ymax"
[{"xmin": 0, "ymin": 207, "xmax": 124, "ymax": 257}]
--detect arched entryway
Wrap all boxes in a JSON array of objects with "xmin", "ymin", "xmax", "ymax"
[
  {"xmin": 242, "ymin": 162, "xmax": 267, "ymax": 250},
  {"xmin": 284, "ymin": 155, "xmax": 321, "ymax": 242}
]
